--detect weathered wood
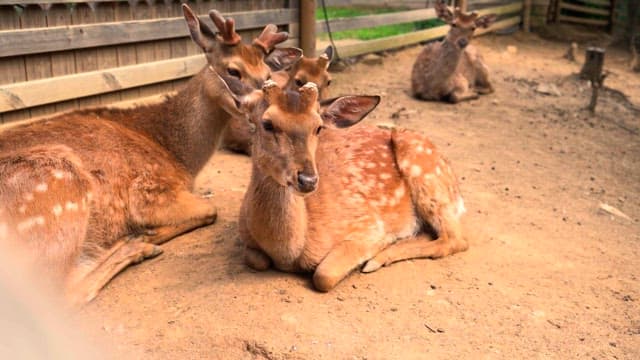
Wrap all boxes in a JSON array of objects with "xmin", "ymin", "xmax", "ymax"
[
  {"xmin": 575, "ymin": 0, "xmax": 611, "ymax": 6},
  {"xmin": 475, "ymin": 2, "xmax": 524, "ymax": 17},
  {"xmin": 336, "ymin": 25, "xmax": 449, "ymax": 59},
  {"xmin": 523, "ymin": 0, "xmax": 532, "ymax": 32},
  {"xmin": 95, "ymin": 2, "xmax": 122, "ymax": 107},
  {"xmin": 580, "ymin": 46, "xmax": 605, "ymax": 80},
  {"xmin": 299, "ymin": 0, "xmax": 316, "ymax": 57},
  {"xmin": 73, "ymin": 3, "xmax": 101, "ymax": 108},
  {"xmin": 557, "ymin": 14, "xmax": 609, "ymax": 26},
  {"xmin": 22, "ymin": 5, "xmax": 54, "ymax": 118},
  {"xmin": 0, "ymin": 54, "xmax": 207, "ymax": 113},
  {"xmin": 559, "ymin": 2, "xmax": 610, "ymax": 16},
  {"xmin": 0, "ymin": 8, "xmax": 298, "ymax": 58},
  {"xmin": 48, "ymin": 3, "xmax": 79, "ymax": 113},
  {"xmin": 316, "ymin": 9, "xmax": 437, "ymax": 34},
  {"xmin": 475, "ymin": 15, "xmax": 523, "ymax": 35},
  {"xmin": 0, "ymin": 0, "xmax": 127, "ymax": 4}
]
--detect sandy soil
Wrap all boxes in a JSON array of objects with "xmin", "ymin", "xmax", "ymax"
[{"xmin": 78, "ymin": 32, "xmax": 640, "ymax": 359}]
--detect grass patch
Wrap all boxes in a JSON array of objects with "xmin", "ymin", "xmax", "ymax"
[{"xmin": 317, "ymin": 6, "xmax": 445, "ymax": 41}]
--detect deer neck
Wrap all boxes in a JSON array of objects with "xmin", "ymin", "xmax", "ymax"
[
  {"xmin": 245, "ymin": 162, "xmax": 308, "ymax": 269},
  {"xmin": 120, "ymin": 68, "xmax": 233, "ymax": 176},
  {"xmin": 436, "ymin": 38, "xmax": 465, "ymax": 78}
]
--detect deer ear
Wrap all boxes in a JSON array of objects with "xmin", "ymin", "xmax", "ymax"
[
  {"xmin": 435, "ymin": 1, "xmax": 454, "ymax": 23},
  {"xmin": 321, "ymin": 95, "xmax": 380, "ymax": 128},
  {"xmin": 264, "ymin": 47, "xmax": 303, "ymax": 71},
  {"xmin": 475, "ymin": 14, "xmax": 497, "ymax": 28},
  {"xmin": 182, "ymin": 4, "xmax": 216, "ymax": 51},
  {"xmin": 211, "ymin": 72, "xmax": 256, "ymax": 119}
]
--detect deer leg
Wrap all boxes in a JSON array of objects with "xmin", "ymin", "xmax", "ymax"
[
  {"xmin": 474, "ymin": 63, "xmax": 494, "ymax": 94},
  {"xmin": 362, "ymin": 211, "xmax": 467, "ymax": 273},
  {"xmin": 448, "ymin": 88, "xmax": 479, "ymax": 103},
  {"xmin": 66, "ymin": 239, "xmax": 162, "ymax": 306},
  {"xmin": 133, "ymin": 190, "xmax": 218, "ymax": 245},
  {"xmin": 244, "ymin": 245, "xmax": 272, "ymax": 271},
  {"xmin": 313, "ymin": 233, "xmax": 393, "ymax": 292}
]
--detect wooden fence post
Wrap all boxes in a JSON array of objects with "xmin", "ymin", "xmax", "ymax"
[
  {"xmin": 457, "ymin": 0, "xmax": 468, "ymax": 12},
  {"xmin": 299, "ymin": 0, "xmax": 317, "ymax": 57},
  {"xmin": 523, "ymin": 0, "xmax": 532, "ymax": 32}
]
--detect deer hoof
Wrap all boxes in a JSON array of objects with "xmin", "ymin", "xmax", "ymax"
[
  {"xmin": 312, "ymin": 271, "xmax": 339, "ymax": 292},
  {"xmin": 361, "ymin": 259, "xmax": 383, "ymax": 273}
]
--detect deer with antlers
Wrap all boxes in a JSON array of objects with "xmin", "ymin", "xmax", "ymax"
[
  {"xmin": 0, "ymin": 5, "xmax": 300, "ymax": 305},
  {"xmin": 229, "ymin": 80, "xmax": 467, "ymax": 291},
  {"xmin": 223, "ymin": 45, "xmax": 335, "ymax": 155},
  {"xmin": 411, "ymin": 1, "xmax": 496, "ymax": 103}
]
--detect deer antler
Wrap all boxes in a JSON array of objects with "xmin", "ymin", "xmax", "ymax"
[
  {"xmin": 263, "ymin": 80, "xmax": 284, "ymax": 105},
  {"xmin": 298, "ymin": 82, "xmax": 319, "ymax": 112},
  {"xmin": 209, "ymin": 10, "xmax": 242, "ymax": 45},
  {"xmin": 253, "ymin": 24, "xmax": 289, "ymax": 54}
]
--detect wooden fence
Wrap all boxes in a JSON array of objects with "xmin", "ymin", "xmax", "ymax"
[
  {"xmin": 555, "ymin": 0, "xmax": 613, "ymax": 27},
  {"xmin": 0, "ymin": 0, "xmax": 525, "ymax": 124}
]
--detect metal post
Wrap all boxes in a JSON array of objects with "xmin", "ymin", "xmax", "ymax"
[{"xmin": 299, "ymin": 0, "xmax": 317, "ymax": 57}]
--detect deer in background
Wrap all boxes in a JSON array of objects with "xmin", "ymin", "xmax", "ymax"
[
  {"xmin": 0, "ymin": 4, "xmax": 300, "ymax": 306},
  {"xmin": 234, "ymin": 81, "xmax": 467, "ymax": 291},
  {"xmin": 223, "ymin": 46, "xmax": 335, "ymax": 155},
  {"xmin": 411, "ymin": 0, "xmax": 496, "ymax": 103}
]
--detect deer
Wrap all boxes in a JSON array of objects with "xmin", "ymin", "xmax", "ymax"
[
  {"xmin": 223, "ymin": 46, "xmax": 335, "ymax": 155},
  {"xmin": 0, "ymin": 4, "xmax": 301, "ymax": 306},
  {"xmin": 232, "ymin": 80, "xmax": 468, "ymax": 291},
  {"xmin": 411, "ymin": 0, "xmax": 496, "ymax": 103}
]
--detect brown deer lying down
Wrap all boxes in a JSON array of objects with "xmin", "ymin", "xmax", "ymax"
[
  {"xmin": 233, "ymin": 81, "xmax": 468, "ymax": 291},
  {"xmin": 0, "ymin": 5, "xmax": 300, "ymax": 306},
  {"xmin": 223, "ymin": 46, "xmax": 334, "ymax": 155},
  {"xmin": 411, "ymin": 0, "xmax": 496, "ymax": 103}
]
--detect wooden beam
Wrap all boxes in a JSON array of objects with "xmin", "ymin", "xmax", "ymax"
[
  {"xmin": 575, "ymin": 0, "xmax": 611, "ymax": 7},
  {"xmin": 0, "ymin": 8, "xmax": 297, "ymax": 58},
  {"xmin": 336, "ymin": 25, "xmax": 449, "ymax": 59},
  {"xmin": 316, "ymin": 9, "xmax": 438, "ymax": 34},
  {"xmin": 299, "ymin": 0, "xmax": 316, "ymax": 57},
  {"xmin": 558, "ymin": 14, "xmax": 609, "ymax": 26},
  {"xmin": 476, "ymin": 2, "xmax": 524, "ymax": 17},
  {"xmin": 0, "ymin": 55, "xmax": 206, "ymax": 113},
  {"xmin": 523, "ymin": 0, "xmax": 532, "ymax": 32},
  {"xmin": 559, "ymin": 2, "xmax": 611, "ymax": 16}
]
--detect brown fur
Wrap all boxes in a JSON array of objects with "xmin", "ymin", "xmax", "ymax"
[
  {"xmin": 223, "ymin": 46, "xmax": 334, "ymax": 155},
  {"xmin": 411, "ymin": 1, "xmax": 496, "ymax": 103},
  {"xmin": 237, "ymin": 82, "xmax": 468, "ymax": 291},
  {"xmin": 0, "ymin": 5, "xmax": 294, "ymax": 306}
]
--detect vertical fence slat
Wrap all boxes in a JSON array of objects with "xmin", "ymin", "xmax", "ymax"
[{"xmin": 48, "ymin": 4, "xmax": 78, "ymax": 113}]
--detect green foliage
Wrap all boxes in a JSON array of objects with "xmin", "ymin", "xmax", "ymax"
[{"xmin": 317, "ymin": 6, "xmax": 446, "ymax": 41}]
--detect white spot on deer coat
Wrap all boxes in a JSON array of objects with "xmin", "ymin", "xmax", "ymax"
[
  {"xmin": 16, "ymin": 216, "xmax": 45, "ymax": 233},
  {"xmin": 24, "ymin": 193, "xmax": 34, "ymax": 201},
  {"xmin": 426, "ymin": 148, "xmax": 433, "ymax": 155},
  {"xmin": 399, "ymin": 159, "xmax": 409, "ymax": 170},
  {"xmin": 52, "ymin": 170, "xmax": 65, "ymax": 179},
  {"xmin": 394, "ymin": 186, "xmax": 406, "ymax": 199},
  {"xmin": 435, "ymin": 166, "xmax": 442, "ymax": 176},
  {"xmin": 379, "ymin": 173, "xmax": 392, "ymax": 180},
  {"xmin": 65, "ymin": 202, "xmax": 79, "ymax": 211},
  {"xmin": 410, "ymin": 165, "xmax": 422, "ymax": 177},
  {"xmin": 53, "ymin": 204, "xmax": 63, "ymax": 217},
  {"xmin": 35, "ymin": 183, "xmax": 48, "ymax": 193},
  {"xmin": 18, "ymin": 205, "xmax": 27, "ymax": 214}
]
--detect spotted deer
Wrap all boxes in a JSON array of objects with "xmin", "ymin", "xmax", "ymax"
[
  {"xmin": 0, "ymin": 5, "xmax": 300, "ymax": 306},
  {"xmin": 223, "ymin": 46, "xmax": 334, "ymax": 155},
  {"xmin": 411, "ymin": 1, "xmax": 496, "ymax": 103},
  {"xmin": 235, "ymin": 81, "xmax": 468, "ymax": 291}
]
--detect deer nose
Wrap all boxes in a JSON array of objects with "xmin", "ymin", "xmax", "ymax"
[
  {"xmin": 458, "ymin": 38, "xmax": 469, "ymax": 48},
  {"xmin": 297, "ymin": 172, "xmax": 318, "ymax": 193}
]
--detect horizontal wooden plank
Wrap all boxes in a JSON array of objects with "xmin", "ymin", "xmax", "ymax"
[
  {"xmin": 336, "ymin": 25, "xmax": 450, "ymax": 58},
  {"xmin": 316, "ymin": 8, "xmax": 438, "ymax": 34},
  {"xmin": 559, "ymin": 2, "xmax": 610, "ymax": 16},
  {"xmin": 558, "ymin": 14, "xmax": 609, "ymax": 25},
  {"xmin": 0, "ymin": 55, "xmax": 206, "ymax": 113},
  {"xmin": 572, "ymin": 0, "xmax": 611, "ymax": 7},
  {"xmin": 0, "ymin": 8, "xmax": 297, "ymax": 58},
  {"xmin": 475, "ymin": 2, "xmax": 524, "ymax": 16}
]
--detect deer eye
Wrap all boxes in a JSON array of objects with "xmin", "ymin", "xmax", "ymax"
[
  {"xmin": 451, "ymin": 23, "xmax": 457, "ymax": 28},
  {"xmin": 326, "ymin": 79, "xmax": 332, "ymax": 86},
  {"xmin": 262, "ymin": 120, "xmax": 275, "ymax": 132},
  {"xmin": 227, "ymin": 68, "xmax": 241, "ymax": 79},
  {"xmin": 295, "ymin": 79, "xmax": 306, "ymax": 87},
  {"xmin": 315, "ymin": 126, "xmax": 324, "ymax": 136}
]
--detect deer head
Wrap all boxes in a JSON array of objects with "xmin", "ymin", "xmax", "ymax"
[
  {"xmin": 287, "ymin": 46, "xmax": 334, "ymax": 98},
  {"xmin": 182, "ymin": 4, "xmax": 302, "ymax": 89},
  {"xmin": 226, "ymin": 80, "xmax": 379, "ymax": 194},
  {"xmin": 435, "ymin": 1, "xmax": 496, "ymax": 50}
]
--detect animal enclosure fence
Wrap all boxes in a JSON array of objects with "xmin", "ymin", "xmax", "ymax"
[{"xmin": 0, "ymin": 0, "xmax": 525, "ymax": 124}]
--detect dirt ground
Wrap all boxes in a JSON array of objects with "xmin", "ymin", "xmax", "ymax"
[{"xmin": 78, "ymin": 32, "xmax": 640, "ymax": 359}]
